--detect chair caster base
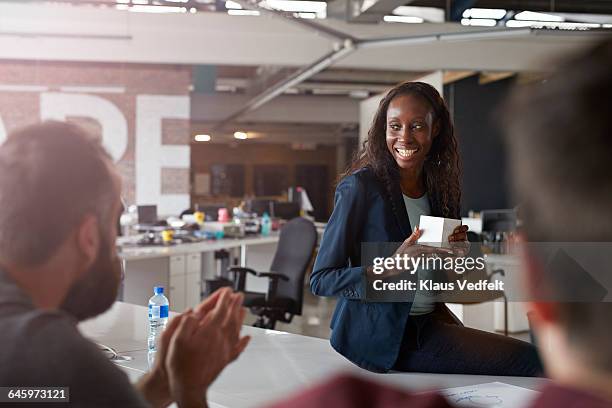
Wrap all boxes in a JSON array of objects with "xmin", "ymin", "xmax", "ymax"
[{"xmin": 253, "ymin": 316, "xmax": 277, "ymax": 330}]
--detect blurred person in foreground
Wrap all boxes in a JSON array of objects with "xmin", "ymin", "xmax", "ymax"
[
  {"xmin": 267, "ymin": 38, "xmax": 612, "ymax": 408},
  {"xmin": 0, "ymin": 121, "xmax": 250, "ymax": 407}
]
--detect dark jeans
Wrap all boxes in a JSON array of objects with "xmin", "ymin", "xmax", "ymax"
[{"xmin": 392, "ymin": 310, "xmax": 544, "ymax": 376}]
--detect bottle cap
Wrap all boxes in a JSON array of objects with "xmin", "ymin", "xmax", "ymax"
[{"xmin": 154, "ymin": 286, "xmax": 164, "ymax": 295}]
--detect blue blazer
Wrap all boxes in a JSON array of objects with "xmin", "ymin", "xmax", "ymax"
[{"xmin": 311, "ymin": 167, "xmax": 460, "ymax": 372}]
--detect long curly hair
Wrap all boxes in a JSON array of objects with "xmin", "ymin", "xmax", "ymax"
[{"xmin": 343, "ymin": 81, "xmax": 461, "ymax": 218}]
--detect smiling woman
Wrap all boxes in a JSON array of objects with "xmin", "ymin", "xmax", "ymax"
[
  {"xmin": 349, "ymin": 81, "xmax": 461, "ymax": 219},
  {"xmin": 310, "ymin": 81, "xmax": 542, "ymax": 376}
]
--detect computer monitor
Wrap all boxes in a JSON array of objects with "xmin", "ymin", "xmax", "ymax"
[
  {"xmin": 247, "ymin": 199, "xmax": 275, "ymax": 216},
  {"xmin": 137, "ymin": 205, "xmax": 158, "ymax": 225},
  {"xmin": 199, "ymin": 205, "xmax": 224, "ymax": 221},
  {"xmin": 272, "ymin": 202, "xmax": 301, "ymax": 220},
  {"xmin": 481, "ymin": 209, "xmax": 516, "ymax": 233}
]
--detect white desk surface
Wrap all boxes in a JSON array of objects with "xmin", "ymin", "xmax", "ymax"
[
  {"xmin": 79, "ymin": 302, "xmax": 548, "ymax": 408},
  {"xmin": 118, "ymin": 235, "xmax": 280, "ymax": 261}
]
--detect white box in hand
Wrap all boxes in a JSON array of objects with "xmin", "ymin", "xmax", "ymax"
[{"xmin": 417, "ymin": 215, "xmax": 462, "ymax": 248}]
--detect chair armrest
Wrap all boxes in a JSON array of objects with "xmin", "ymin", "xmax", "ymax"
[
  {"xmin": 228, "ymin": 266, "xmax": 258, "ymax": 276},
  {"xmin": 227, "ymin": 267, "xmax": 258, "ymax": 291},
  {"xmin": 256, "ymin": 272, "xmax": 289, "ymax": 281},
  {"xmin": 228, "ymin": 267, "xmax": 289, "ymax": 300},
  {"xmin": 256, "ymin": 271, "xmax": 289, "ymax": 301}
]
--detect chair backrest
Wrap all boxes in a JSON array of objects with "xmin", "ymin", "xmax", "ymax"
[{"xmin": 269, "ymin": 217, "xmax": 317, "ymax": 316}]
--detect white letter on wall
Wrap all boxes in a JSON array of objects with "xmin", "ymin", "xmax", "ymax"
[
  {"xmin": 135, "ymin": 95, "xmax": 190, "ymax": 216},
  {"xmin": 39, "ymin": 93, "xmax": 128, "ymax": 162}
]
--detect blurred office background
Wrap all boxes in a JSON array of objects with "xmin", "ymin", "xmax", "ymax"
[{"xmin": 0, "ymin": 0, "xmax": 609, "ymax": 339}]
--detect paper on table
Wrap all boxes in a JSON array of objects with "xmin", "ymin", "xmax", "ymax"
[{"xmin": 439, "ymin": 382, "xmax": 539, "ymax": 408}]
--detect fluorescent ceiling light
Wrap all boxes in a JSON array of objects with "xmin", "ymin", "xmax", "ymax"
[
  {"xmin": 349, "ymin": 90, "xmax": 369, "ymax": 99},
  {"xmin": 296, "ymin": 12, "xmax": 316, "ymax": 19},
  {"xmin": 383, "ymin": 15, "xmax": 424, "ymax": 24},
  {"xmin": 463, "ymin": 8, "xmax": 506, "ymax": 19},
  {"xmin": 0, "ymin": 85, "xmax": 49, "ymax": 93},
  {"xmin": 506, "ymin": 20, "xmax": 541, "ymax": 28},
  {"xmin": 392, "ymin": 6, "xmax": 444, "ymax": 22},
  {"xmin": 359, "ymin": 0, "xmax": 378, "ymax": 12},
  {"xmin": 128, "ymin": 5, "xmax": 186, "ymax": 12},
  {"xmin": 261, "ymin": 0, "xmax": 326, "ymax": 13},
  {"xmin": 228, "ymin": 9, "xmax": 260, "ymax": 15},
  {"xmin": 515, "ymin": 11, "xmax": 564, "ymax": 22},
  {"xmin": 194, "ymin": 134, "xmax": 211, "ymax": 142},
  {"xmin": 234, "ymin": 131, "xmax": 248, "ymax": 140},
  {"xmin": 604, "ymin": 24, "xmax": 612, "ymax": 28},
  {"xmin": 60, "ymin": 86, "xmax": 125, "ymax": 93},
  {"xmin": 506, "ymin": 20, "xmax": 600, "ymax": 29},
  {"xmin": 552, "ymin": 13, "xmax": 612, "ymax": 24},
  {"xmin": 461, "ymin": 18, "xmax": 497, "ymax": 27},
  {"xmin": 225, "ymin": 0, "xmax": 242, "ymax": 9}
]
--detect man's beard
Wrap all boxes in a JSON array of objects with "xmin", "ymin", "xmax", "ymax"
[{"xmin": 60, "ymin": 236, "xmax": 121, "ymax": 321}]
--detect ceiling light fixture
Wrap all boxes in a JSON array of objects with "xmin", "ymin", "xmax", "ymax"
[
  {"xmin": 225, "ymin": 0, "xmax": 242, "ymax": 9},
  {"xmin": 383, "ymin": 15, "xmax": 424, "ymax": 24},
  {"xmin": 194, "ymin": 134, "xmax": 211, "ymax": 142},
  {"xmin": 461, "ymin": 18, "xmax": 497, "ymax": 27},
  {"xmin": 261, "ymin": 0, "xmax": 326, "ymax": 14},
  {"xmin": 514, "ymin": 11, "xmax": 564, "ymax": 22},
  {"xmin": 234, "ymin": 131, "xmax": 248, "ymax": 140},
  {"xmin": 296, "ymin": 12, "xmax": 317, "ymax": 19},
  {"xmin": 228, "ymin": 9, "xmax": 260, "ymax": 15},
  {"xmin": 128, "ymin": 5, "xmax": 186, "ymax": 12},
  {"xmin": 506, "ymin": 20, "xmax": 600, "ymax": 30},
  {"xmin": 462, "ymin": 8, "xmax": 507, "ymax": 20}
]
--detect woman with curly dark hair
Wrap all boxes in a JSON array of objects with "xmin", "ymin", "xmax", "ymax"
[{"xmin": 311, "ymin": 82, "xmax": 542, "ymax": 375}]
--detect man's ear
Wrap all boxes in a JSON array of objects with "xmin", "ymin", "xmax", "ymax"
[
  {"xmin": 76, "ymin": 214, "xmax": 100, "ymax": 269},
  {"xmin": 529, "ymin": 301, "xmax": 557, "ymax": 326}
]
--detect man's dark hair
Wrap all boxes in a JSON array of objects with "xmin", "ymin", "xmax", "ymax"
[
  {"xmin": 503, "ymin": 38, "xmax": 612, "ymax": 372},
  {"xmin": 0, "ymin": 121, "xmax": 116, "ymax": 267}
]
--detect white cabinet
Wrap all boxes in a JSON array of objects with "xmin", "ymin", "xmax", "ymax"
[
  {"xmin": 169, "ymin": 255, "xmax": 187, "ymax": 311},
  {"xmin": 186, "ymin": 253, "xmax": 202, "ymax": 308},
  {"xmin": 187, "ymin": 253, "xmax": 201, "ymax": 274},
  {"xmin": 186, "ymin": 271, "xmax": 202, "ymax": 308},
  {"xmin": 122, "ymin": 257, "xmax": 170, "ymax": 307},
  {"xmin": 170, "ymin": 255, "xmax": 186, "ymax": 276},
  {"xmin": 169, "ymin": 273, "xmax": 186, "ymax": 312},
  {"xmin": 168, "ymin": 253, "xmax": 202, "ymax": 311}
]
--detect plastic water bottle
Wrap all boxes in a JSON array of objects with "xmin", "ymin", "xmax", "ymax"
[
  {"xmin": 147, "ymin": 286, "xmax": 169, "ymax": 352},
  {"xmin": 261, "ymin": 212, "xmax": 271, "ymax": 237}
]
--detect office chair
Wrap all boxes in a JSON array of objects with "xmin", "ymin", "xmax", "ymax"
[{"xmin": 228, "ymin": 217, "xmax": 317, "ymax": 329}]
